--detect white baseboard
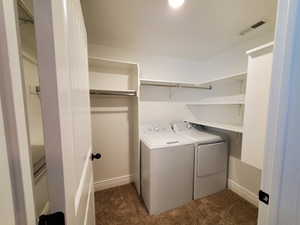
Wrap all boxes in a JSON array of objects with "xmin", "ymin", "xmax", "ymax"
[
  {"xmin": 94, "ymin": 176, "xmax": 258, "ymax": 206},
  {"xmin": 228, "ymin": 179, "xmax": 258, "ymax": 207},
  {"xmin": 94, "ymin": 175, "xmax": 133, "ymax": 192}
]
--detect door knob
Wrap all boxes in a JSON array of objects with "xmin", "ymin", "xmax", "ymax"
[{"xmin": 91, "ymin": 153, "xmax": 102, "ymax": 161}]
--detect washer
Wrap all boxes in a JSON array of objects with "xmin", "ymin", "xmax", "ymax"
[
  {"xmin": 141, "ymin": 123, "xmax": 194, "ymax": 215},
  {"xmin": 172, "ymin": 121, "xmax": 228, "ymax": 200}
]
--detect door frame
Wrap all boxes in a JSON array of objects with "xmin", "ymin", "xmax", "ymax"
[
  {"xmin": 258, "ymin": 0, "xmax": 300, "ymax": 224},
  {"xmin": 0, "ymin": 0, "xmax": 36, "ymax": 224},
  {"xmin": 0, "ymin": 97, "xmax": 17, "ymax": 225},
  {"xmin": 1, "ymin": 0, "xmax": 300, "ymax": 224}
]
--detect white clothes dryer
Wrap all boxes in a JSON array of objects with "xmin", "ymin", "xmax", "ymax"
[{"xmin": 172, "ymin": 121, "xmax": 228, "ymax": 200}]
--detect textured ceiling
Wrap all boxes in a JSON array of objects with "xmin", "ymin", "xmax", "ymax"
[{"xmin": 82, "ymin": 0, "xmax": 277, "ymax": 60}]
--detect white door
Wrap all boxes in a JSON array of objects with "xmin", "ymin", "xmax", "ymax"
[{"xmin": 33, "ymin": 0, "xmax": 95, "ymax": 224}]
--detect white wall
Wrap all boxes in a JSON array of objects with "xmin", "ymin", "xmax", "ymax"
[
  {"xmin": 88, "ymin": 31, "xmax": 273, "ymax": 202},
  {"xmin": 88, "ymin": 32, "xmax": 273, "ymax": 80},
  {"xmin": 19, "ymin": 4, "xmax": 43, "ymax": 146},
  {"xmin": 88, "ymin": 32, "xmax": 273, "ymax": 124},
  {"xmin": 91, "ymin": 97, "xmax": 134, "ymax": 190},
  {"xmin": 22, "ymin": 54, "xmax": 44, "ymax": 146}
]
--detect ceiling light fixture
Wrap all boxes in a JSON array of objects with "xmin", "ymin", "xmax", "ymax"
[{"xmin": 168, "ymin": 0, "xmax": 185, "ymax": 9}]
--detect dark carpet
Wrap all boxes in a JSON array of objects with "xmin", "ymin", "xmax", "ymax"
[{"xmin": 95, "ymin": 183, "xmax": 258, "ymax": 225}]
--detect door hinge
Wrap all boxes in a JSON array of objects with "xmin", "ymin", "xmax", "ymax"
[
  {"xmin": 38, "ymin": 212, "xmax": 65, "ymax": 225},
  {"xmin": 259, "ymin": 190, "xmax": 270, "ymax": 205}
]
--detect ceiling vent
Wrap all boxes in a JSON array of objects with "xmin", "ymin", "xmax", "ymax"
[{"xmin": 240, "ymin": 21, "xmax": 266, "ymax": 36}]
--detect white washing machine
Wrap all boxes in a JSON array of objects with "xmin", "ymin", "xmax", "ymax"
[
  {"xmin": 172, "ymin": 121, "xmax": 228, "ymax": 200},
  {"xmin": 141, "ymin": 123, "xmax": 195, "ymax": 215}
]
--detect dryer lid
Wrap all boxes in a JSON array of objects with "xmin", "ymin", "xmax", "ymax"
[{"xmin": 172, "ymin": 121, "xmax": 223, "ymax": 144}]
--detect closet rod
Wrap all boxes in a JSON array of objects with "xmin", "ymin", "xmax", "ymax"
[
  {"xmin": 141, "ymin": 83, "xmax": 212, "ymax": 90},
  {"xmin": 35, "ymin": 87, "xmax": 137, "ymax": 97},
  {"xmin": 90, "ymin": 89, "xmax": 137, "ymax": 96}
]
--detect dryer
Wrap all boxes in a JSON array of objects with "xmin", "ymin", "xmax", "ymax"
[
  {"xmin": 140, "ymin": 123, "xmax": 194, "ymax": 215},
  {"xmin": 172, "ymin": 121, "xmax": 228, "ymax": 200}
]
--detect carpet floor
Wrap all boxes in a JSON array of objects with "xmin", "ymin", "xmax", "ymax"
[{"xmin": 95, "ymin": 184, "xmax": 258, "ymax": 225}]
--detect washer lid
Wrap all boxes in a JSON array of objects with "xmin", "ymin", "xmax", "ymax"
[
  {"xmin": 141, "ymin": 123, "xmax": 193, "ymax": 149},
  {"xmin": 142, "ymin": 132, "xmax": 193, "ymax": 149}
]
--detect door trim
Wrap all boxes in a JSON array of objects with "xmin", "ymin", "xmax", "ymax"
[
  {"xmin": 0, "ymin": 94, "xmax": 17, "ymax": 225},
  {"xmin": 0, "ymin": 0, "xmax": 36, "ymax": 224},
  {"xmin": 75, "ymin": 148, "xmax": 92, "ymax": 213},
  {"xmin": 258, "ymin": 0, "xmax": 300, "ymax": 224}
]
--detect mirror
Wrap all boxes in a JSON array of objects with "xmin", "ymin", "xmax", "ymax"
[{"xmin": 16, "ymin": 0, "xmax": 50, "ymax": 220}]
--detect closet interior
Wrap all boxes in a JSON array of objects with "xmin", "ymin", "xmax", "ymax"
[
  {"xmin": 89, "ymin": 42, "xmax": 274, "ymax": 207},
  {"xmin": 88, "ymin": 58, "xmax": 141, "ymax": 193},
  {"xmin": 13, "ymin": 0, "xmax": 279, "ymax": 224}
]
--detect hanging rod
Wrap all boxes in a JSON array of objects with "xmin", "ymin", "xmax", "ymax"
[
  {"xmin": 90, "ymin": 89, "xmax": 137, "ymax": 96},
  {"xmin": 141, "ymin": 83, "xmax": 212, "ymax": 90},
  {"xmin": 35, "ymin": 87, "xmax": 137, "ymax": 97}
]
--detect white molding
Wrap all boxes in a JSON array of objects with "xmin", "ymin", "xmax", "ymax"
[
  {"xmin": 228, "ymin": 179, "xmax": 258, "ymax": 207},
  {"xmin": 246, "ymin": 42, "xmax": 274, "ymax": 56},
  {"xmin": 89, "ymin": 56, "xmax": 138, "ymax": 66},
  {"xmin": 94, "ymin": 175, "xmax": 133, "ymax": 192}
]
